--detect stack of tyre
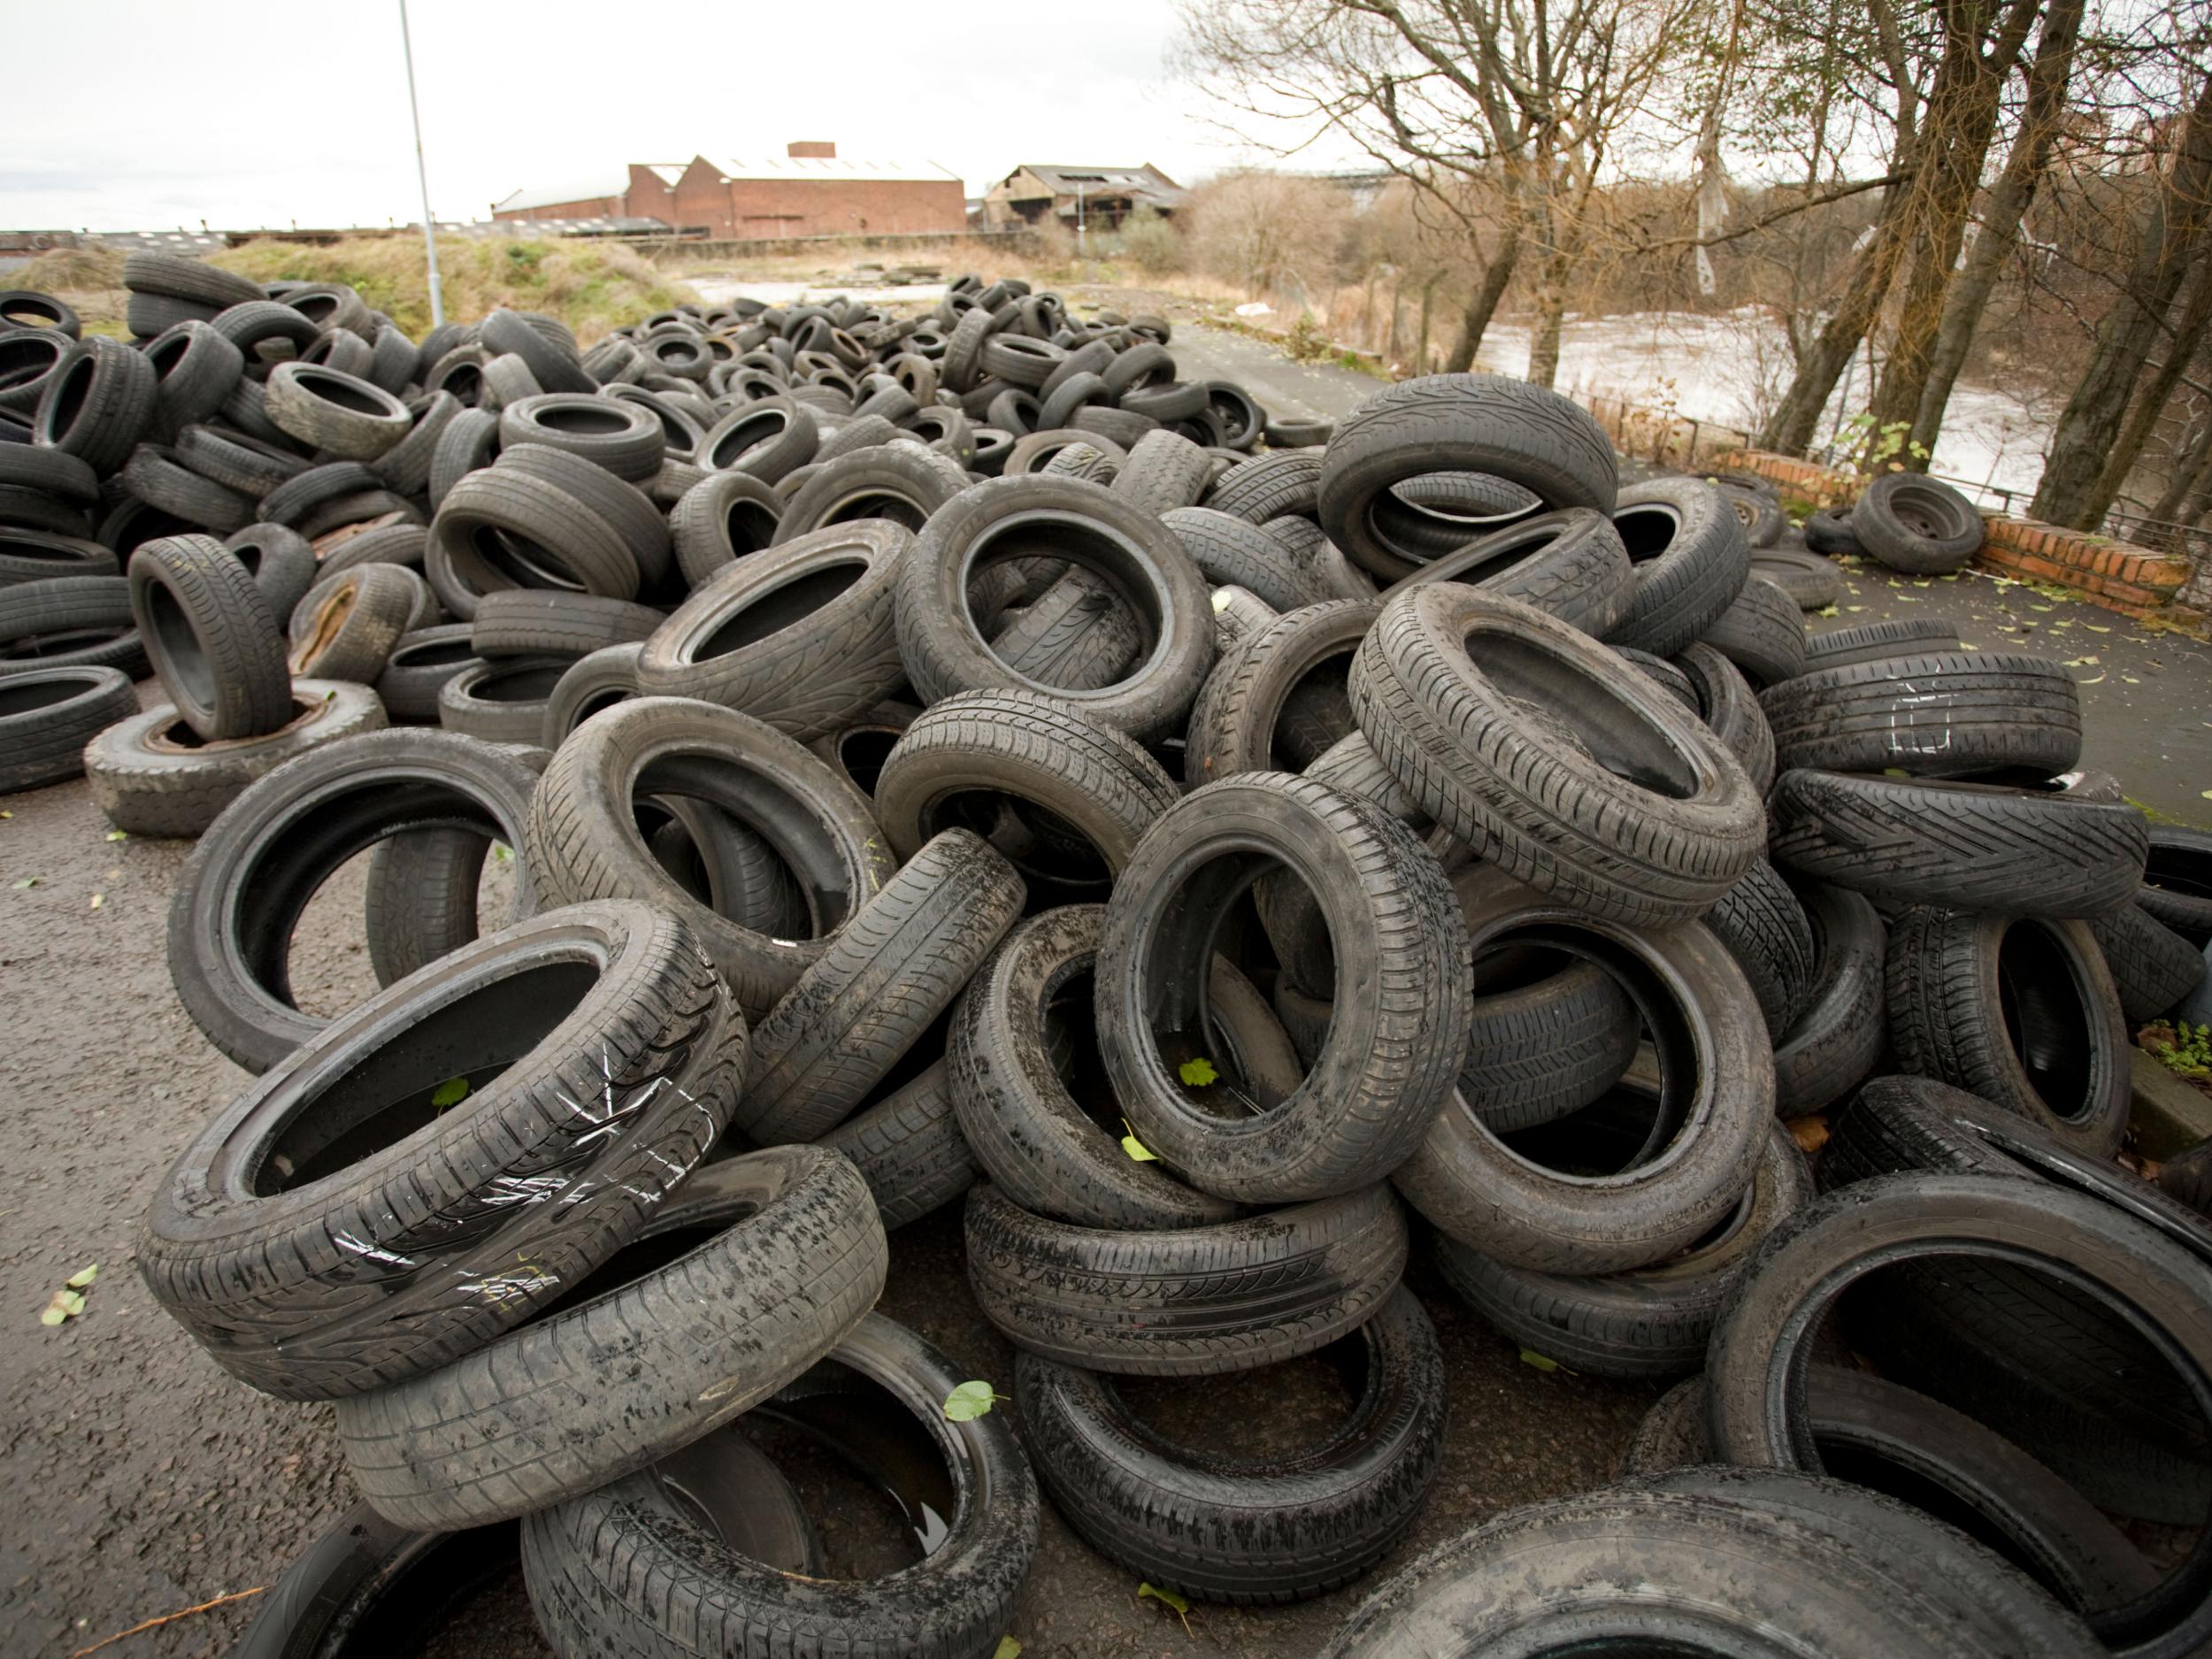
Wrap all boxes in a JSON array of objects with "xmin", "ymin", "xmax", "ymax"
[
  {"xmin": 6, "ymin": 257, "xmax": 2210, "ymax": 1655},
  {"xmin": 1809, "ymin": 467, "xmax": 1991, "ymax": 574}
]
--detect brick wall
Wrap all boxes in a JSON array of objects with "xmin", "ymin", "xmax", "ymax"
[
  {"xmin": 1717, "ymin": 448, "xmax": 2197, "ymax": 618},
  {"xmin": 666, "ymin": 162, "xmax": 963, "ymax": 238}
]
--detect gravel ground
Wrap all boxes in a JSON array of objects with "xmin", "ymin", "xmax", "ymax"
[{"xmin": 4, "ymin": 314, "xmax": 2205, "ymax": 1659}]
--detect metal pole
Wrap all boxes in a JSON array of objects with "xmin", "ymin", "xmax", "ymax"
[{"xmin": 397, "ymin": 0, "xmax": 444, "ymax": 327}]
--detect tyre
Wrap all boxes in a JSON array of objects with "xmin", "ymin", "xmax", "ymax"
[
  {"xmin": 436, "ymin": 656, "xmax": 569, "ymax": 743},
  {"xmin": 872, "ymin": 688, "xmax": 1182, "ymax": 903},
  {"xmin": 1855, "ymin": 472, "xmax": 1985, "ymax": 574},
  {"xmin": 541, "ymin": 641, "xmax": 641, "ymax": 747},
  {"xmin": 2091, "ymin": 901, "xmax": 2208, "ymax": 1020},
  {"xmin": 259, "ymin": 461, "xmax": 383, "ymax": 528},
  {"xmin": 0, "ymin": 664, "xmax": 137, "ymax": 792},
  {"xmin": 965, "ymin": 1180, "xmax": 1408, "ymax": 1376},
  {"xmin": 1317, "ymin": 374, "xmax": 1617, "ymax": 580},
  {"xmin": 334, "ymin": 1148, "xmax": 886, "ymax": 1530},
  {"xmin": 127, "ymin": 533, "xmax": 290, "ymax": 740},
  {"xmin": 1433, "ymin": 1121, "xmax": 1810, "ymax": 1376},
  {"xmin": 1760, "ymin": 650, "xmax": 2082, "ymax": 777},
  {"xmin": 0, "ymin": 572, "xmax": 148, "ymax": 677},
  {"xmin": 174, "ymin": 424, "xmax": 310, "ymax": 501},
  {"xmin": 1716, "ymin": 480, "xmax": 1788, "ymax": 547},
  {"xmin": 1804, "ymin": 504, "xmax": 1864, "ymax": 556},
  {"xmin": 1319, "ymin": 1477, "xmax": 2100, "ymax": 1659},
  {"xmin": 263, "ymin": 364, "xmax": 411, "ymax": 461},
  {"xmin": 1096, "ymin": 772, "xmax": 1470, "ymax": 1203},
  {"xmin": 33, "ymin": 336, "xmax": 157, "ymax": 472},
  {"xmin": 1017, "ymin": 1287, "xmax": 1447, "ymax": 1604},
  {"xmin": 819, "ymin": 1057, "xmax": 980, "ymax": 1230},
  {"xmin": 495, "ymin": 442, "xmax": 671, "ymax": 595},
  {"xmin": 1751, "ymin": 545, "xmax": 1847, "ymax": 609},
  {"xmin": 520, "ymin": 1311, "xmax": 1038, "ymax": 1659},
  {"xmin": 495, "ymin": 394, "xmax": 661, "ymax": 481},
  {"xmin": 1351, "ymin": 586, "xmax": 1763, "ymax": 926},
  {"xmin": 634, "ymin": 520, "xmax": 909, "ymax": 741},
  {"xmin": 1209, "ymin": 450, "xmax": 1324, "ymax": 525},
  {"xmin": 165, "ymin": 728, "xmax": 543, "ymax": 1070},
  {"xmin": 120, "ymin": 442, "xmax": 255, "ymax": 534},
  {"xmin": 670, "ymin": 467, "xmax": 785, "ymax": 588},
  {"xmin": 426, "ymin": 458, "xmax": 644, "ymax": 617},
  {"xmin": 950, "ymin": 904, "xmax": 1271, "ymax": 1231},
  {"xmin": 1772, "ymin": 879, "xmax": 1886, "ymax": 1116},
  {"xmin": 223, "ymin": 522, "xmax": 316, "ymax": 619},
  {"xmin": 1673, "ymin": 641, "xmax": 1776, "ymax": 794},
  {"xmin": 372, "ymin": 625, "xmax": 482, "ymax": 723},
  {"xmin": 477, "ymin": 307, "xmax": 592, "ymax": 396},
  {"xmin": 1770, "ymin": 770, "xmax": 2150, "ymax": 917},
  {"xmin": 1112, "ymin": 430, "xmax": 1214, "ymax": 513},
  {"xmin": 86, "ymin": 680, "xmax": 388, "ymax": 837},
  {"xmin": 1802, "ymin": 615, "xmax": 1958, "ymax": 670},
  {"xmin": 371, "ymin": 389, "xmax": 461, "ymax": 498},
  {"xmin": 1376, "ymin": 507, "xmax": 1635, "ymax": 638},
  {"xmin": 141, "ymin": 899, "xmax": 748, "ymax": 1399},
  {"xmin": 122, "ymin": 250, "xmax": 264, "ymax": 310},
  {"xmin": 523, "ymin": 696, "xmax": 895, "ymax": 1017},
  {"xmin": 1392, "ymin": 874, "xmax": 1771, "ymax": 1273},
  {"xmin": 1602, "ymin": 477, "xmax": 1751, "ymax": 657},
  {"xmin": 988, "ymin": 566, "xmax": 1146, "ymax": 691},
  {"xmin": 142, "ymin": 320, "xmax": 246, "ymax": 438},
  {"xmin": 772, "ymin": 442, "xmax": 970, "ymax": 543},
  {"xmin": 1885, "ymin": 906, "xmax": 2131, "ymax": 1156},
  {"xmin": 1210, "ymin": 582, "xmax": 1279, "ymax": 650},
  {"xmin": 288, "ymin": 563, "xmax": 420, "ymax": 683},
  {"xmin": 1701, "ymin": 574, "xmax": 1806, "ymax": 685},
  {"xmin": 735, "ymin": 829, "xmax": 1024, "ymax": 1144},
  {"xmin": 427, "ymin": 407, "xmax": 499, "ymax": 508},
  {"xmin": 1183, "ymin": 600, "xmax": 1377, "ymax": 787},
  {"xmin": 896, "ymin": 474, "xmax": 1215, "ymax": 743},
  {"xmin": 467, "ymin": 590, "xmax": 664, "ymax": 660},
  {"xmin": 2140, "ymin": 826, "xmax": 2212, "ymax": 942},
  {"xmin": 0, "ymin": 526, "xmax": 113, "ymax": 588},
  {"xmin": 1701, "ymin": 855, "xmax": 1817, "ymax": 1033},
  {"xmin": 695, "ymin": 396, "xmax": 820, "ymax": 483},
  {"xmin": 1161, "ymin": 506, "xmax": 1336, "ymax": 612}
]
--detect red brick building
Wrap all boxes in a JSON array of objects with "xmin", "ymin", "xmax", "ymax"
[{"xmin": 492, "ymin": 143, "xmax": 964, "ymax": 238}]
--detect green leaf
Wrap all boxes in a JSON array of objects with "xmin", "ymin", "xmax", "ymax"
[
  {"xmin": 88, "ymin": 894, "xmax": 103, "ymax": 910},
  {"xmin": 1120, "ymin": 1122, "xmax": 1158, "ymax": 1162},
  {"xmin": 65, "ymin": 1264, "xmax": 97, "ymax": 1290},
  {"xmin": 1177, "ymin": 1056, "xmax": 1217, "ymax": 1087},
  {"xmin": 11, "ymin": 878, "xmax": 35, "ymax": 889},
  {"xmin": 431, "ymin": 1076, "xmax": 471, "ymax": 1109},
  {"xmin": 1813, "ymin": 603, "xmax": 1839, "ymax": 618},
  {"xmin": 993, "ymin": 1640, "xmax": 1023, "ymax": 1659},
  {"xmin": 1519, "ymin": 1347, "xmax": 1561, "ymax": 1372},
  {"xmin": 104, "ymin": 829, "xmax": 127, "ymax": 841},
  {"xmin": 943, "ymin": 1379, "xmax": 1006, "ymax": 1421},
  {"xmin": 1137, "ymin": 1582, "xmax": 1193, "ymax": 1632},
  {"xmin": 492, "ymin": 842, "xmax": 513, "ymax": 864},
  {"xmin": 39, "ymin": 1304, "xmax": 65, "ymax": 1327}
]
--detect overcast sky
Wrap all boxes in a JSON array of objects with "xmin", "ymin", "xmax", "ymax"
[{"xmin": 0, "ymin": 0, "xmax": 1335, "ymax": 233}]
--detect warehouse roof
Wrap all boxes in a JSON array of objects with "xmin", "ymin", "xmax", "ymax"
[{"xmin": 710, "ymin": 155, "xmax": 961, "ymax": 184}]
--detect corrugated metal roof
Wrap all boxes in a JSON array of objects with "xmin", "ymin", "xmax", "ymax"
[
  {"xmin": 713, "ymin": 156, "xmax": 960, "ymax": 184},
  {"xmin": 641, "ymin": 164, "xmax": 685, "ymax": 188},
  {"xmin": 494, "ymin": 172, "xmax": 631, "ymax": 212},
  {"xmin": 1009, "ymin": 163, "xmax": 1185, "ymax": 200}
]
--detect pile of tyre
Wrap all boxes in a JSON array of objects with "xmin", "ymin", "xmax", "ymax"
[{"xmin": 2, "ymin": 259, "xmax": 2209, "ymax": 1659}]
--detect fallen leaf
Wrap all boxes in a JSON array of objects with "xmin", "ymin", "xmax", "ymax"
[
  {"xmin": 65, "ymin": 1265, "xmax": 97, "ymax": 1290},
  {"xmin": 1789, "ymin": 1116, "xmax": 1831, "ymax": 1155},
  {"xmin": 1178, "ymin": 1056, "xmax": 1217, "ymax": 1087},
  {"xmin": 1137, "ymin": 1582, "xmax": 1193, "ymax": 1633},
  {"xmin": 1121, "ymin": 1127, "xmax": 1158, "ymax": 1163},
  {"xmin": 2078, "ymin": 674, "xmax": 2105, "ymax": 684},
  {"xmin": 88, "ymin": 894, "xmax": 103, "ymax": 910},
  {"xmin": 431, "ymin": 1076, "xmax": 470, "ymax": 1109},
  {"xmin": 994, "ymin": 1640, "xmax": 1023, "ymax": 1659},
  {"xmin": 1519, "ymin": 1348, "xmax": 1563, "ymax": 1372},
  {"xmin": 942, "ymin": 1379, "xmax": 1002, "ymax": 1421},
  {"xmin": 104, "ymin": 830, "xmax": 127, "ymax": 842},
  {"xmin": 11, "ymin": 878, "xmax": 35, "ymax": 890}
]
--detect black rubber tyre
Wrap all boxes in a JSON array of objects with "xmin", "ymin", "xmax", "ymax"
[
  {"xmin": 1112, "ymin": 430, "xmax": 1214, "ymax": 514},
  {"xmin": 1351, "ymin": 586, "xmax": 1763, "ymax": 926},
  {"xmin": 1885, "ymin": 906, "xmax": 2131, "ymax": 1156},
  {"xmin": 735, "ymin": 828, "xmax": 1024, "ymax": 1144},
  {"xmin": 0, "ymin": 572, "xmax": 149, "ymax": 677},
  {"xmin": 372, "ymin": 624, "xmax": 480, "ymax": 723},
  {"xmin": 0, "ymin": 288, "xmax": 79, "ymax": 339},
  {"xmin": 1771, "ymin": 770, "xmax": 2150, "ymax": 918},
  {"xmin": 426, "ymin": 459, "xmax": 644, "ymax": 618},
  {"xmin": 1096, "ymin": 772, "xmax": 1471, "ymax": 1203},
  {"xmin": 524, "ymin": 696, "xmax": 895, "ymax": 1018},
  {"xmin": 436, "ymin": 656, "xmax": 568, "ymax": 743},
  {"xmin": 1702, "ymin": 855, "xmax": 1818, "ymax": 1034},
  {"xmin": 1602, "ymin": 477, "xmax": 1752, "ymax": 657},
  {"xmin": 496, "ymin": 394, "xmax": 662, "ymax": 481},
  {"xmin": 669, "ymin": 468, "xmax": 785, "ymax": 590},
  {"xmin": 895, "ymin": 473, "xmax": 1215, "ymax": 743},
  {"xmin": 1316, "ymin": 374, "xmax": 1615, "ymax": 583},
  {"xmin": 1183, "ymin": 600, "xmax": 1376, "ymax": 787},
  {"xmin": 1803, "ymin": 505, "xmax": 1864, "ymax": 557},
  {"xmin": 224, "ymin": 522, "xmax": 317, "ymax": 620},
  {"xmin": 1209, "ymin": 450, "xmax": 1324, "ymax": 526},
  {"xmin": 1750, "ymin": 546, "xmax": 1848, "ymax": 610},
  {"xmin": 1434, "ymin": 1121, "xmax": 1811, "ymax": 1376},
  {"xmin": 1701, "ymin": 574, "xmax": 1806, "ymax": 685},
  {"xmin": 33, "ymin": 336, "xmax": 157, "ymax": 472},
  {"xmin": 1377, "ymin": 507, "xmax": 1635, "ymax": 639},
  {"xmin": 820, "ymin": 1057, "xmax": 980, "ymax": 1230},
  {"xmin": 1705, "ymin": 1171, "xmax": 2212, "ymax": 1655},
  {"xmin": 143, "ymin": 319, "xmax": 246, "ymax": 437},
  {"xmin": 1715, "ymin": 481, "xmax": 1788, "ymax": 548},
  {"xmin": 467, "ymin": 590, "xmax": 664, "ymax": 659},
  {"xmin": 1018, "ymin": 1286, "xmax": 1448, "ymax": 1604},
  {"xmin": 541, "ymin": 641, "xmax": 641, "ymax": 747},
  {"xmin": 1673, "ymin": 641, "xmax": 1776, "ymax": 795},
  {"xmin": 1210, "ymin": 583, "xmax": 1279, "ymax": 651},
  {"xmin": 635, "ymin": 520, "xmax": 908, "ymax": 741},
  {"xmin": 120, "ymin": 442, "xmax": 255, "ymax": 533},
  {"xmin": 2140, "ymin": 826, "xmax": 2212, "ymax": 942},
  {"xmin": 873, "ymin": 687, "xmax": 1184, "ymax": 902},
  {"xmin": 520, "ymin": 1310, "xmax": 1040, "ymax": 1659},
  {"xmin": 334, "ymin": 1148, "xmax": 886, "ymax": 1530},
  {"xmin": 86, "ymin": 680, "xmax": 387, "ymax": 837},
  {"xmin": 0, "ymin": 664, "xmax": 137, "ymax": 791},
  {"xmin": 1761, "ymin": 650, "xmax": 2083, "ymax": 778},
  {"xmin": 949, "ymin": 904, "xmax": 1256, "ymax": 1231},
  {"xmin": 988, "ymin": 565, "xmax": 1146, "ymax": 691},
  {"xmin": 427, "ymin": 407, "xmax": 500, "ymax": 509},
  {"xmin": 1802, "ymin": 616, "xmax": 1959, "ymax": 671},
  {"xmin": 263, "ymin": 364, "xmax": 411, "ymax": 461},
  {"xmin": 1855, "ymin": 472, "xmax": 1985, "ymax": 574},
  {"xmin": 1773, "ymin": 879, "xmax": 1886, "ymax": 1116},
  {"xmin": 696, "ymin": 396, "xmax": 821, "ymax": 484},
  {"xmin": 1162, "ymin": 506, "xmax": 1335, "ymax": 612},
  {"xmin": 477, "ymin": 308, "xmax": 592, "ymax": 396},
  {"xmin": 259, "ymin": 461, "xmax": 382, "ymax": 529},
  {"xmin": 123, "ymin": 250, "xmax": 264, "ymax": 310},
  {"xmin": 371, "ymin": 390, "xmax": 462, "ymax": 499},
  {"xmin": 173, "ymin": 424, "xmax": 309, "ymax": 502},
  {"xmin": 966, "ymin": 1180, "xmax": 1408, "ymax": 1376},
  {"xmin": 494, "ymin": 442, "xmax": 670, "ymax": 595},
  {"xmin": 772, "ymin": 442, "xmax": 970, "ymax": 544},
  {"xmin": 141, "ymin": 899, "xmax": 748, "ymax": 1399},
  {"xmin": 127, "ymin": 532, "xmax": 290, "ymax": 740},
  {"xmin": 1393, "ymin": 876, "xmax": 1771, "ymax": 1273},
  {"xmin": 0, "ymin": 443, "xmax": 97, "ymax": 503},
  {"xmin": 0, "ymin": 526, "xmax": 113, "ymax": 587},
  {"xmin": 165, "ymin": 727, "xmax": 543, "ymax": 1070},
  {"xmin": 2092, "ymin": 901, "xmax": 2208, "ymax": 1021},
  {"xmin": 288, "ymin": 563, "xmax": 419, "ymax": 683}
]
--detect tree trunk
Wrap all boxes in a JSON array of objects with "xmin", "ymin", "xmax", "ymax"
[
  {"xmin": 1911, "ymin": 0, "xmax": 2084, "ymax": 458},
  {"xmin": 1868, "ymin": 0, "xmax": 2043, "ymax": 445},
  {"xmin": 1417, "ymin": 274, "xmax": 1437, "ymax": 372},
  {"xmin": 2147, "ymin": 403, "xmax": 2212, "ymax": 526},
  {"xmin": 2083, "ymin": 256, "xmax": 2212, "ymax": 525},
  {"xmin": 1526, "ymin": 240, "xmax": 1576, "ymax": 388},
  {"xmin": 2032, "ymin": 73, "xmax": 2212, "ymax": 527},
  {"xmin": 1444, "ymin": 223, "xmax": 1520, "ymax": 373}
]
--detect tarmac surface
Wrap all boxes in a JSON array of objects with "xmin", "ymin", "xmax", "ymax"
[{"xmin": 0, "ymin": 321, "xmax": 2206, "ymax": 1659}]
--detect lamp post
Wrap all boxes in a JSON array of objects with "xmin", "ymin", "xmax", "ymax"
[{"xmin": 397, "ymin": 0, "xmax": 444, "ymax": 327}]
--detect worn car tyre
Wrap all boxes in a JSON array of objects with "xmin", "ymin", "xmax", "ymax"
[
  {"xmin": 1854, "ymin": 472, "xmax": 1985, "ymax": 574},
  {"xmin": 1761, "ymin": 650, "xmax": 2082, "ymax": 778},
  {"xmin": 127, "ymin": 532, "xmax": 291, "ymax": 740},
  {"xmin": 1772, "ymin": 879, "xmax": 1887, "ymax": 1116},
  {"xmin": 820, "ymin": 1057, "xmax": 980, "ymax": 1230},
  {"xmin": 1377, "ymin": 507, "xmax": 1634, "ymax": 639},
  {"xmin": 263, "ymin": 364, "xmax": 411, "ymax": 461},
  {"xmin": 0, "ymin": 664, "xmax": 138, "ymax": 792},
  {"xmin": 0, "ymin": 572, "xmax": 148, "ymax": 677}
]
